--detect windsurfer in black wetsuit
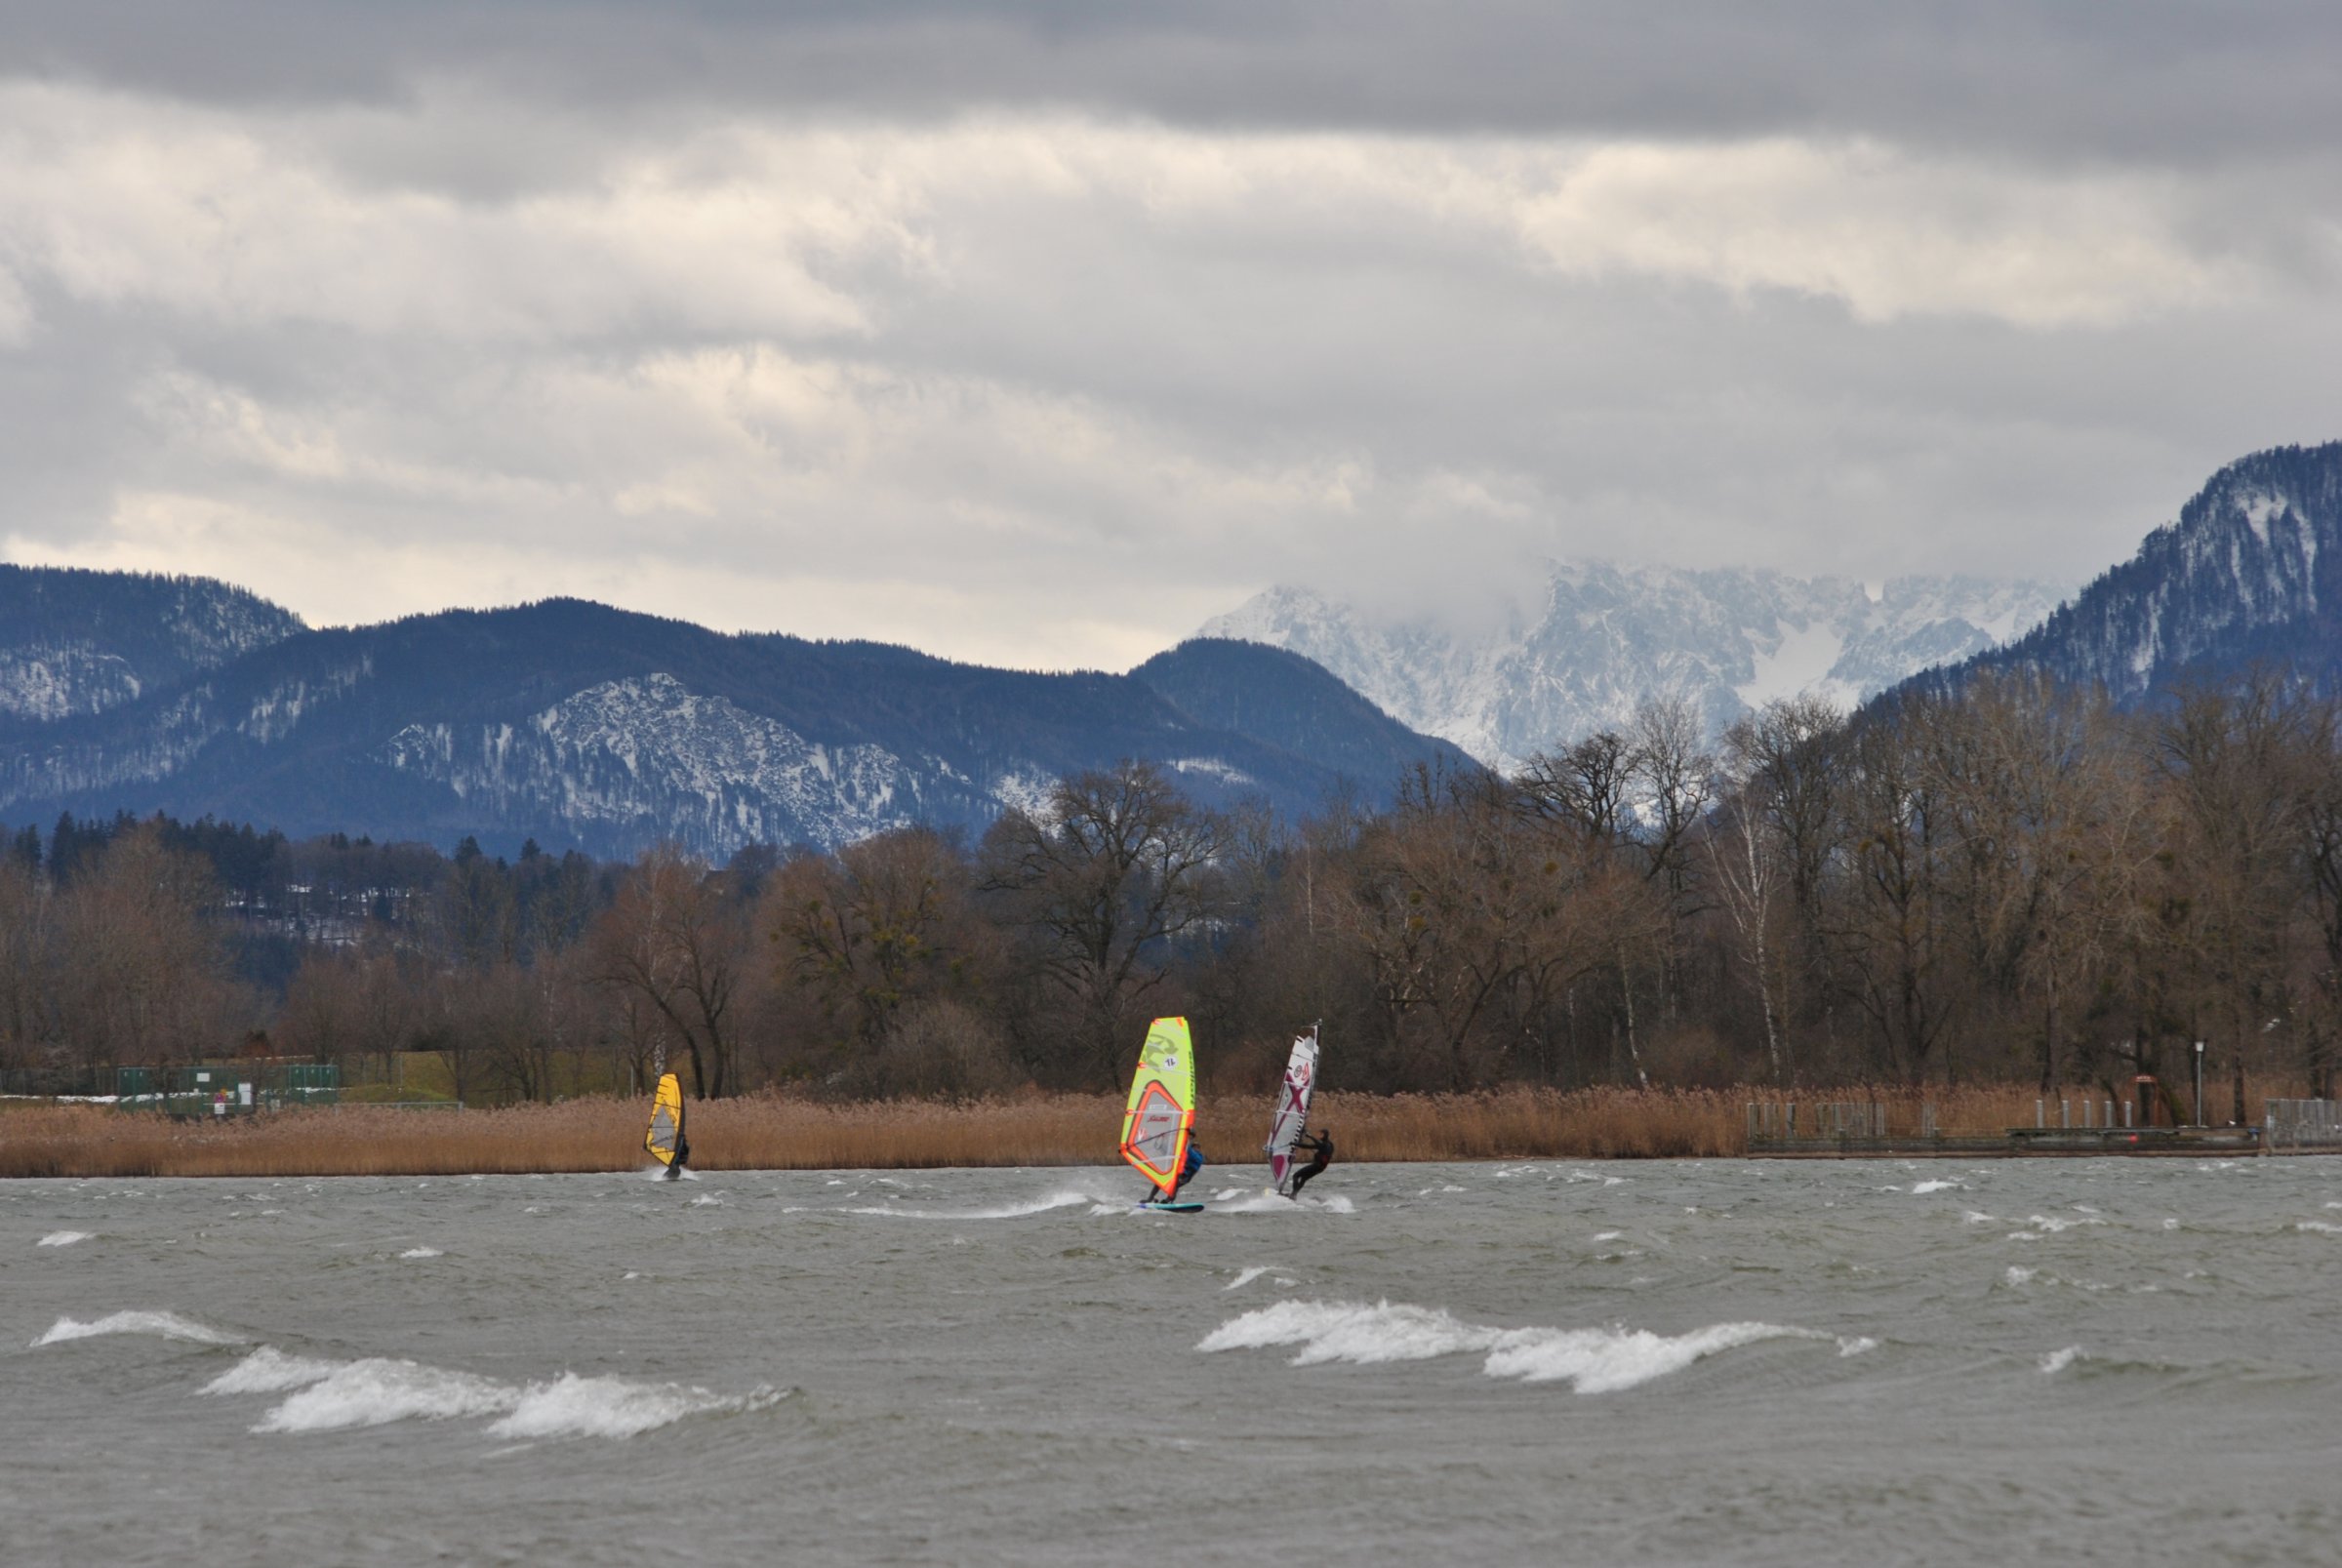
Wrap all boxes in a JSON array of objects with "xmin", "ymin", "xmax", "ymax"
[{"xmin": 1288, "ymin": 1129, "xmax": 1333, "ymax": 1197}]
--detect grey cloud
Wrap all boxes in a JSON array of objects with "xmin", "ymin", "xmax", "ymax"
[
  {"xmin": 0, "ymin": 12, "xmax": 2337, "ymax": 670},
  {"xmin": 4, "ymin": 2, "xmax": 2340, "ymax": 165}
]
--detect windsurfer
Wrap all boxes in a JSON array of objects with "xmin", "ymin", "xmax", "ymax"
[
  {"xmin": 666, "ymin": 1127, "xmax": 691, "ymax": 1181},
  {"xmin": 1148, "ymin": 1138, "xmax": 1205, "ymax": 1205},
  {"xmin": 1288, "ymin": 1129, "xmax": 1333, "ymax": 1197}
]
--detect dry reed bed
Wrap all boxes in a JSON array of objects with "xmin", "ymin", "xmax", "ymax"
[
  {"xmin": 1756, "ymin": 1080, "xmax": 2291, "ymax": 1137},
  {"xmin": 0, "ymin": 1079, "xmax": 2300, "ymax": 1179}
]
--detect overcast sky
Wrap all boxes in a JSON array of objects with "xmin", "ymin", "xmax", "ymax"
[{"xmin": 1, "ymin": 2, "xmax": 2337, "ymax": 668}]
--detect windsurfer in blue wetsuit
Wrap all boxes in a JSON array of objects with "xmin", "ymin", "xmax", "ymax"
[{"xmin": 1147, "ymin": 1138, "xmax": 1205, "ymax": 1205}]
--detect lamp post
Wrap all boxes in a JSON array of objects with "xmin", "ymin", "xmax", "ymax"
[{"xmin": 2194, "ymin": 1040, "xmax": 2205, "ymax": 1127}]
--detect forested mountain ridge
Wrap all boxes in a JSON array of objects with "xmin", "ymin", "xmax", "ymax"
[
  {"xmin": 1131, "ymin": 638, "xmax": 1475, "ymax": 794},
  {"xmin": 0, "ymin": 565, "xmax": 305, "ymax": 724},
  {"xmin": 1897, "ymin": 442, "xmax": 2342, "ymax": 706},
  {"xmin": 0, "ymin": 593, "xmax": 1468, "ymax": 858}
]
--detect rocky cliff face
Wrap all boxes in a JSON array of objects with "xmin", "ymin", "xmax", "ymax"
[
  {"xmin": 1203, "ymin": 563, "xmax": 2064, "ymax": 768},
  {"xmin": 380, "ymin": 673, "xmax": 921, "ymax": 852}
]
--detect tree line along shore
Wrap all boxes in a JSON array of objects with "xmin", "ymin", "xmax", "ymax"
[{"xmin": 4, "ymin": 672, "xmax": 2341, "ymax": 1123}]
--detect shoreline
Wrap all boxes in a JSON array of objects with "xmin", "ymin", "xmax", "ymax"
[
  {"xmin": 0, "ymin": 1086, "xmax": 1750, "ymax": 1179},
  {"xmin": 0, "ymin": 1081, "xmax": 2304, "ymax": 1179}
]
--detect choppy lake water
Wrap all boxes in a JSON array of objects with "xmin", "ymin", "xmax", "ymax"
[{"xmin": 12, "ymin": 1157, "xmax": 2342, "ymax": 1566}]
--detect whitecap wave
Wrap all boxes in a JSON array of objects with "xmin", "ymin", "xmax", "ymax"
[
  {"xmin": 845, "ymin": 1189, "xmax": 1096, "ymax": 1221},
  {"xmin": 2039, "ymin": 1346, "xmax": 2083, "ymax": 1374},
  {"xmin": 1201, "ymin": 1300, "xmax": 1503, "ymax": 1365},
  {"xmin": 256, "ymin": 1357, "xmax": 515, "ymax": 1431},
  {"xmin": 485, "ymin": 1373, "xmax": 785, "ymax": 1439},
  {"xmin": 2294, "ymin": 1220, "xmax": 2342, "ymax": 1234},
  {"xmin": 1910, "ymin": 1180, "xmax": 1963, "ymax": 1195},
  {"xmin": 231, "ymin": 1350, "xmax": 779, "ymax": 1440},
  {"xmin": 1198, "ymin": 1300, "xmax": 1827, "ymax": 1392},
  {"xmin": 34, "ymin": 1310, "xmax": 240, "ymax": 1347},
  {"xmin": 399, "ymin": 1247, "xmax": 442, "ymax": 1260},
  {"xmin": 202, "ymin": 1347, "xmax": 340, "ymax": 1395},
  {"xmin": 2008, "ymin": 1211, "xmax": 2106, "ymax": 1240},
  {"xmin": 1226, "ymin": 1266, "xmax": 1271, "ymax": 1292},
  {"xmin": 1216, "ymin": 1190, "xmax": 1294, "ymax": 1214},
  {"xmin": 1484, "ymin": 1320, "xmax": 1822, "ymax": 1391},
  {"xmin": 38, "ymin": 1230, "xmax": 93, "ymax": 1247}
]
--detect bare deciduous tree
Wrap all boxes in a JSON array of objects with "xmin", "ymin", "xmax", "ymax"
[
  {"xmin": 590, "ymin": 846, "xmax": 748, "ymax": 1098},
  {"xmin": 981, "ymin": 760, "xmax": 1230, "ymax": 1082}
]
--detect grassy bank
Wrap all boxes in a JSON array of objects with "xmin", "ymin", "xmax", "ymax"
[{"xmin": 0, "ymin": 1080, "xmax": 2290, "ymax": 1179}]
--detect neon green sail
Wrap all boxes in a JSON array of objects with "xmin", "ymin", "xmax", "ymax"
[{"xmin": 1118, "ymin": 1017, "xmax": 1194, "ymax": 1192}]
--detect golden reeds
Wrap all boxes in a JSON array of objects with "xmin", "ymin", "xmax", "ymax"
[{"xmin": 0, "ymin": 1077, "xmax": 2303, "ymax": 1179}]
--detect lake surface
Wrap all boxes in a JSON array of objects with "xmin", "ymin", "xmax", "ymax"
[{"xmin": 11, "ymin": 1156, "xmax": 2342, "ymax": 1566}]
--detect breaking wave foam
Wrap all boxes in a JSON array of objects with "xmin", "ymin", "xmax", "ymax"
[
  {"xmin": 38, "ymin": 1230, "xmax": 94, "ymax": 1247},
  {"xmin": 487, "ymin": 1373, "xmax": 785, "ymax": 1439},
  {"xmin": 846, "ymin": 1189, "xmax": 1096, "ymax": 1221},
  {"xmin": 34, "ymin": 1310, "xmax": 240, "ymax": 1347},
  {"xmin": 257, "ymin": 1358, "xmax": 514, "ymax": 1431},
  {"xmin": 189, "ymin": 1344, "xmax": 785, "ymax": 1440},
  {"xmin": 202, "ymin": 1347, "xmax": 340, "ymax": 1395},
  {"xmin": 1198, "ymin": 1300, "xmax": 1828, "ymax": 1392},
  {"xmin": 249, "ymin": 1357, "xmax": 776, "ymax": 1438}
]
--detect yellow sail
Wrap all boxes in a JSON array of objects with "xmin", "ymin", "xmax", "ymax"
[
  {"xmin": 645, "ymin": 1071, "xmax": 686, "ymax": 1168},
  {"xmin": 1118, "ymin": 1017, "xmax": 1194, "ymax": 1191}
]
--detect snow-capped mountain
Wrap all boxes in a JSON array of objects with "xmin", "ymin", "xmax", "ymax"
[
  {"xmin": 1201, "ymin": 564, "xmax": 2064, "ymax": 769},
  {"xmin": 1905, "ymin": 442, "xmax": 2342, "ymax": 704},
  {"xmin": 0, "ymin": 566, "xmax": 305, "ymax": 723},
  {"xmin": 0, "ymin": 595, "xmax": 1468, "ymax": 859}
]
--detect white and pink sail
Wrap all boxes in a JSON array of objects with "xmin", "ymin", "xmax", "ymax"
[{"xmin": 1265, "ymin": 1025, "xmax": 1320, "ymax": 1196}]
